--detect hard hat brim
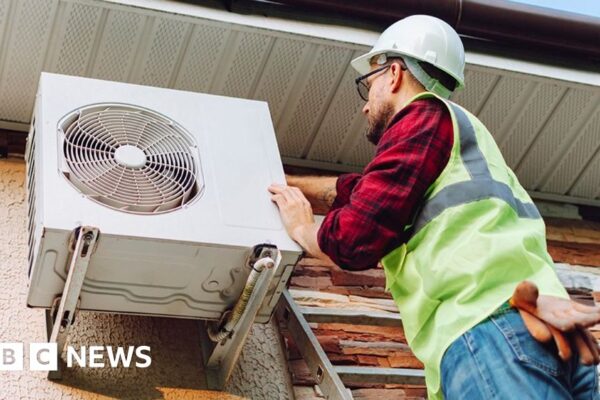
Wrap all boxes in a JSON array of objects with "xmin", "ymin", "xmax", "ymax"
[
  {"xmin": 351, "ymin": 52, "xmax": 379, "ymax": 76},
  {"xmin": 351, "ymin": 50, "xmax": 465, "ymax": 91}
]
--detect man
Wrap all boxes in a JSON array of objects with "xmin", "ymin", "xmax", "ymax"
[{"xmin": 269, "ymin": 15, "xmax": 600, "ymax": 399}]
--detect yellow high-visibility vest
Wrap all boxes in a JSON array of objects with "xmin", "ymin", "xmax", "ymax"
[{"xmin": 382, "ymin": 92, "xmax": 568, "ymax": 400}]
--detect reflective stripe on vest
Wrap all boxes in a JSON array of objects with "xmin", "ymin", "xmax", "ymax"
[{"xmin": 411, "ymin": 103, "xmax": 541, "ymax": 235}]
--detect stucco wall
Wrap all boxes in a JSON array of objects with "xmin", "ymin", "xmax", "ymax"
[{"xmin": 0, "ymin": 159, "xmax": 294, "ymax": 400}]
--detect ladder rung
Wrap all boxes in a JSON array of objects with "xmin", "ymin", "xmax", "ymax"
[
  {"xmin": 299, "ymin": 306, "xmax": 402, "ymax": 327},
  {"xmin": 334, "ymin": 366, "xmax": 425, "ymax": 385}
]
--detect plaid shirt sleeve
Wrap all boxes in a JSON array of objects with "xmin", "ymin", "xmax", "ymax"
[
  {"xmin": 317, "ymin": 98, "xmax": 454, "ymax": 270},
  {"xmin": 330, "ymin": 173, "xmax": 362, "ymax": 211}
]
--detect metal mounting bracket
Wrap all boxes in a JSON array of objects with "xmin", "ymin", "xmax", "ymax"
[
  {"xmin": 199, "ymin": 244, "xmax": 281, "ymax": 390},
  {"xmin": 45, "ymin": 226, "xmax": 99, "ymax": 380}
]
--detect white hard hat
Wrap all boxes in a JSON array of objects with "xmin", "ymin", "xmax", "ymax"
[{"xmin": 351, "ymin": 15, "xmax": 465, "ymax": 92}]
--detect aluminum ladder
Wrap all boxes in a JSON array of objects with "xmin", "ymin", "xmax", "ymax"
[{"xmin": 277, "ymin": 289, "xmax": 426, "ymax": 400}]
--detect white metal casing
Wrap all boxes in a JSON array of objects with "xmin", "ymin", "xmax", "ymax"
[{"xmin": 26, "ymin": 72, "xmax": 302, "ymax": 323}]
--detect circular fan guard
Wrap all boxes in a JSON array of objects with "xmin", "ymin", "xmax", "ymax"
[{"xmin": 60, "ymin": 104, "xmax": 202, "ymax": 214}]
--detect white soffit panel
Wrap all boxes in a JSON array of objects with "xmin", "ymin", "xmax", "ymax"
[
  {"xmin": 450, "ymin": 69, "xmax": 499, "ymax": 114},
  {"xmin": 0, "ymin": 0, "xmax": 57, "ymax": 122},
  {"xmin": 174, "ymin": 24, "xmax": 229, "ymax": 92},
  {"xmin": 307, "ymin": 49, "xmax": 368, "ymax": 163},
  {"xmin": 475, "ymin": 74, "xmax": 533, "ymax": 144},
  {"xmin": 46, "ymin": 1, "xmax": 102, "ymax": 76},
  {"xmin": 135, "ymin": 16, "xmax": 191, "ymax": 88},
  {"xmin": 214, "ymin": 30, "xmax": 272, "ymax": 98},
  {"xmin": 499, "ymin": 82, "xmax": 565, "ymax": 168},
  {"xmin": 0, "ymin": 0, "xmax": 598, "ymax": 206},
  {"xmin": 92, "ymin": 7, "xmax": 145, "ymax": 82},
  {"xmin": 275, "ymin": 44, "xmax": 352, "ymax": 157},
  {"xmin": 542, "ymin": 109, "xmax": 600, "ymax": 195},
  {"xmin": 0, "ymin": 1, "xmax": 8, "ymax": 59},
  {"xmin": 253, "ymin": 37, "xmax": 309, "ymax": 126},
  {"xmin": 515, "ymin": 90, "xmax": 597, "ymax": 188}
]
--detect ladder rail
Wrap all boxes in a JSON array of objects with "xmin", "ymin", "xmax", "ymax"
[
  {"xmin": 278, "ymin": 290, "xmax": 352, "ymax": 400},
  {"xmin": 278, "ymin": 289, "xmax": 426, "ymax": 399}
]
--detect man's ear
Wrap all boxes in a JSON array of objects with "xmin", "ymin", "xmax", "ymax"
[{"xmin": 389, "ymin": 62, "xmax": 403, "ymax": 93}]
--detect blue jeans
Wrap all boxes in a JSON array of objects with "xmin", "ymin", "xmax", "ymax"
[{"xmin": 441, "ymin": 307, "xmax": 599, "ymax": 399}]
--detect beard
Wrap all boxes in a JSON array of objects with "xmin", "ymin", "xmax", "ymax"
[{"xmin": 365, "ymin": 101, "xmax": 395, "ymax": 145}]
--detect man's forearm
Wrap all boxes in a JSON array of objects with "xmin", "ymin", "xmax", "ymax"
[
  {"xmin": 292, "ymin": 223, "xmax": 335, "ymax": 265},
  {"xmin": 286, "ymin": 175, "xmax": 338, "ymax": 215}
]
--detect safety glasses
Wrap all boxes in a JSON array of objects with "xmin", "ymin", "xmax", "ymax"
[
  {"xmin": 354, "ymin": 65, "xmax": 391, "ymax": 102},
  {"xmin": 354, "ymin": 59, "xmax": 408, "ymax": 101}
]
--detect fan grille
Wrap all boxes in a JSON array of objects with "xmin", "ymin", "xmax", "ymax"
[{"xmin": 60, "ymin": 104, "xmax": 202, "ymax": 214}]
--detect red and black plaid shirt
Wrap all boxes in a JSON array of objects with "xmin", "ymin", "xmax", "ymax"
[{"xmin": 317, "ymin": 98, "xmax": 454, "ymax": 270}]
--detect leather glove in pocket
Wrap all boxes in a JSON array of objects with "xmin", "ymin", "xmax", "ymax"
[{"xmin": 510, "ymin": 281, "xmax": 600, "ymax": 365}]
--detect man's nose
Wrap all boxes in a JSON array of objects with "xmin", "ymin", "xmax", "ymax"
[{"xmin": 362, "ymin": 102, "xmax": 369, "ymax": 115}]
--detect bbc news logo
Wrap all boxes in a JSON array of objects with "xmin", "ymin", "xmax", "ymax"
[{"xmin": 0, "ymin": 343, "xmax": 151, "ymax": 371}]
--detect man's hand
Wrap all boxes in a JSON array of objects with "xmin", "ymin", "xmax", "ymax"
[
  {"xmin": 268, "ymin": 183, "xmax": 335, "ymax": 264},
  {"xmin": 510, "ymin": 281, "xmax": 600, "ymax": 365},
  {"xmin": 268, "ymin": 184, "xmax": 315, "ymax": 239}
]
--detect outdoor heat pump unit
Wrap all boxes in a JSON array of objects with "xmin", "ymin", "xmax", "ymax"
[{"xmin": 25, "ymin": 72, "xmax": 302, "ymax": 385}]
